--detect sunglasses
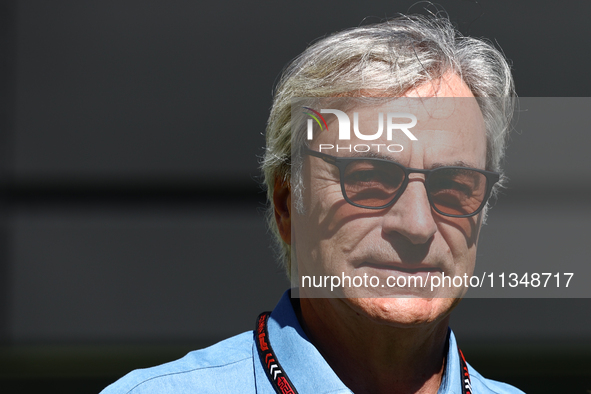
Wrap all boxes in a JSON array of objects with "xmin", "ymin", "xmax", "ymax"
[{"xmin": 304, "ymin": 146, "xmax": 499, "ymax": 218}]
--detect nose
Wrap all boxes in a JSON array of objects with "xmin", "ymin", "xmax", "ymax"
[{"xmin": 381, "ymin": 178, "xmax": 437, "ymax": 244}]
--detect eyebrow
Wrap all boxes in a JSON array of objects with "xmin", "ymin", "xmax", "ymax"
[
  {"xmin": 348, "ymin": 151, "xmax": 394, "ymax": 160},
  {"xmin": 345, "ymin": 151, "xmax": 481, "ymax": 170},
  {"xmin": 429, "ymin": 161, "xmax": 481, "ymax": 170}
]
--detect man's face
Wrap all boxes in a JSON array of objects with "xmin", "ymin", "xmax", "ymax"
[{"xmin": 291, "ymin": 75, "xmax": 488, "ymax": 327}]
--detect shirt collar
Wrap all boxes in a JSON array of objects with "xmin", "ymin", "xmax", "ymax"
[{"xmin": 438, "ymin": 328, "xmax": 463, "ymax": 394}]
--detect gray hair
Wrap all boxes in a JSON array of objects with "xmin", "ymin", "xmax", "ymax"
[{"xmin": 261, "ymin": 14, "xmax": 515, "ymax": 276}]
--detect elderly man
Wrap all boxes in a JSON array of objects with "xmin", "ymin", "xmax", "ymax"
[{"xmin": 102, "ymin": 15, "xmax": 523, "ymax": 394}]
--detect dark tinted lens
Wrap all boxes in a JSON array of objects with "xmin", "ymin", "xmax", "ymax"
[
  {"xmin": 342, "ymin": 159, "xmax": 405, "ymax": 207},
  {"xmin": 428, "ymin": 168, "xmax": 487, "ymax": 216}
]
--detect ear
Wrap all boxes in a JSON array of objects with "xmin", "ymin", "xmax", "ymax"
[{"xmin": 273, "ymin": 177, "xmax": 292, "ymax": 245}]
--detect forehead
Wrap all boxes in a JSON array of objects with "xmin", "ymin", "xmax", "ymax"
[{"xmin": 312, "ymin": 96, "xmax": 487, "ymax": 168}]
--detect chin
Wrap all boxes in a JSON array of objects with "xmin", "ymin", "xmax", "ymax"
[{"xmin": 346, "ymin": 296, "xmax": 460, "ymax": 328}]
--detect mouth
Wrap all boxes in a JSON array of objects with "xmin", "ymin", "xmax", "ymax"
[{"xmin": 360, "ymin": 262, "xmax": 443, "ymax": 275}]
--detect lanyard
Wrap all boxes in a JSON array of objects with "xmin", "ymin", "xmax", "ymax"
[
  {"xmin": 256, "ymin": 312, "xmax": 299, "ymax": 394},
  {"xmin": 255, "ymin": 312, "xmax": 472, "ymax": 394},
  {"xmin": 458, "ymin": 348, "xmax": 473, "ymax": 394}
]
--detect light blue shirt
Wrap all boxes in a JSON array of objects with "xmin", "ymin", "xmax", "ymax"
[{"xmin": 101, "ymin": 291, "xmax": 524, "ymax": 393}]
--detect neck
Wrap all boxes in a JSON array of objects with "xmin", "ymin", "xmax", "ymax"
[{"xmin": 298, "ymin": 297, "xmax": 450, "ymax": 394}]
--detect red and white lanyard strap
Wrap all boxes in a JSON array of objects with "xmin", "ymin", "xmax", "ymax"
[
  {"xmin": 256, "ymin": 311, "xmax": 472, "ymax": 394},
  {"xmin": 459, "ymin": 348, "xmax": 472, "ymax": 394},
  {"xmin": 256, "ymin": 312, "xmax": 300, "ymax": 394}
]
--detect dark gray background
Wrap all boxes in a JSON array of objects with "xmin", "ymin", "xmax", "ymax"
[{"xmin": 0, "ymin": 1, "xmax": 590, "ymax": 392}]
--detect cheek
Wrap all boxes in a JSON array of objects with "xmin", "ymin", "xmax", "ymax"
[
  {"xmin": 299, "ymin": 207, "xmax": 382, "ymax": 276},
  {"xmin": 437, "ymin": 216, "xmax": 481, "ymax": 269},
  {"xmin": 294, "ymin": 187, "xmax": 363, "ymax": 267},
  {"xmin": 319, "ymin": 217, "xmax": 378, "ymax": 268}
]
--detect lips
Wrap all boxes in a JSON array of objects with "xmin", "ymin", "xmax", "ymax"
[{"xmin": 360, "ymin": 262, "xmax": 443, "ymax": 275}]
